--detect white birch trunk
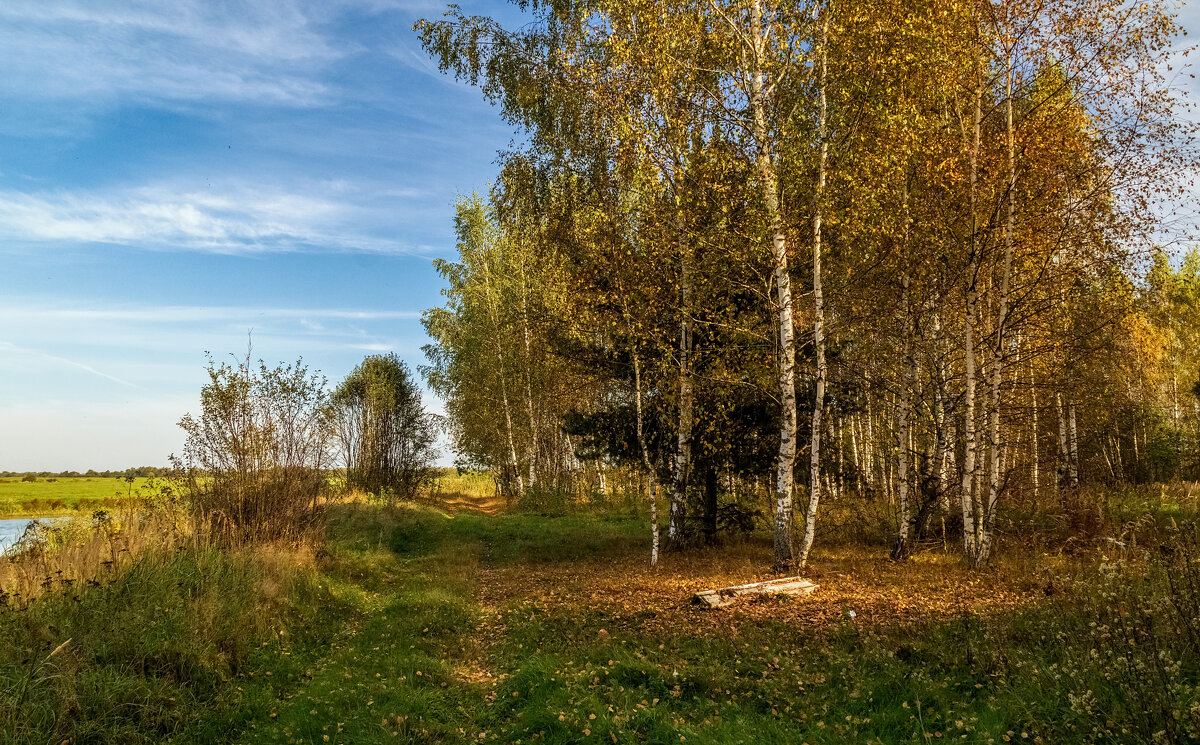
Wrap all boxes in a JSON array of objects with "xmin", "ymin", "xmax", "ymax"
[
  {"xmin": 1068, "ymin": 401, "xmax": 1080, "ymax": 488},
  {"xmin": 896, "ymin": 279, "xmax": 914, "ymax": 557},
  {"xmin": 519, "ymin": 270, "xmax": 539, "ymax": 489},
  {"xmin": 979, "ymin": 39, "xmax": 1017, "ymax": 565},
  {"xmin": 1057, "ymin": 391, "xmax": 1070, "ymax": 493},
  {"xmin": 1113, "ymin": 432, "xmax": 1125, "ymax": 479},
  {"xmin": 865, "ymin": 399, "xmax": 877, "ymax": 494},
  {"xmin": 849, "ymin": 414, "xmax": 861, "ymax": 494},
  {"xmin": 480, "ymin": 246, "xmax": 524, "ymax": 497},
  {"xmin": 1173, "ymin": 367, "xmax": 1180, "ymax": 425},
  {"xmin": 885, "ymin": 439, "xmax": 896, "ymax": 504},
  {"xmin": 1030, "ymin": 355, "xmax": 1039, "ymax": 500},
  {"xmin": 1103, "ymin": 440, "xmax": 1117, "ymax": 480},
  {"xmin": 961, "ymin": 72, "xmax": 983, "ymax": 561},
  {"xmin": 935, "ymin": 378, "xmax": 950, "ymax": 510},
  {"xmin": 932, "ymin": 313, "xmax": 952, "ymax": 513},
  {"xmin": 895, "ymin": 178, "xmax": 914, "ymax": 556},
  {"xmin": 669, "ymin": 220, "xmax": 693, "ymax": 546},
  {"xmin": 633, "ymin": 351, "xmax": 660, "ymax": 566},
  {"xmin": 1133, "ymin": 421, "xmax": 1141, "ymax": 466},
  {"xmin": 748, "ymin": 0, "xmax": 798, "ymax": 571},
  {"xmin": 797, "ymin": 0, "xmax": 830, "ymax": 569}
]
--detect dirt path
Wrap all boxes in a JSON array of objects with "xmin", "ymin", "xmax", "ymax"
[
  {"xmin": 435, "ymin": 491, "xmax": 505, "ymax": 515},
  {"xmin": 228, "ymin": 518, "xmax": 491, "ymax": 744}
]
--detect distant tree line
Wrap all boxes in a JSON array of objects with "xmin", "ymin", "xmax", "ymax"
[{"xmin": 0, "ymin": 467, "xmax": 168, "ymax": 480}]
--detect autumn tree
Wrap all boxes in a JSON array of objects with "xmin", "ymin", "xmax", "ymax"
[
  {"xmin": 331, "ymin": 353, "xmax": 439, "ymax": 502},
  {"xmin": 415, "ymin": 0, "xmax": 1195, "ymax": 570}
]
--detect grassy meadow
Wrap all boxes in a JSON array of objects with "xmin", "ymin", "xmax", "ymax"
[
  {"xmin": 1, "ymin": 483, "xmax": 1199, "ymax": 744},
  {"xmin": 0, "ymin": 469, "xmax": 489, "ymax": 518},
  {"xmin": 0, "ymin": 476, "xmax": 150, "ymax": 517}
]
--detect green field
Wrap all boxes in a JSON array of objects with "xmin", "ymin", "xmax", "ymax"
[
  {"xmin": 430, "ymin": 468, "xmax": 495, "ymax": 497},
  {"xmin": 0, "ymin": 470, "xmax": 494, "ymax": 519},
  {"xmin": 0, "ymin": 476, "xmax": 149, "ymax": 517}
]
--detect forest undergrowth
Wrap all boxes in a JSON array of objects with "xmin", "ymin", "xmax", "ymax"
[{"xmin": 1, "ymin": 486, "xmax": 1198, "ymax": 744}]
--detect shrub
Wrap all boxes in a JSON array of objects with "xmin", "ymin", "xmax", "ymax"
[
  {"xmin": 330, "ymin": 353, "xmax": 439, "ymax": 503},
  {"xmin": 174, "ymin": 354, "xmax": 331, "ymax": 543}
]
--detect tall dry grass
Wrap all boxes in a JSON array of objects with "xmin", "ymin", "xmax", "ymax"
[{"xmin": 0, "ymin": 503, "xmax": 331, "ymax": 744}]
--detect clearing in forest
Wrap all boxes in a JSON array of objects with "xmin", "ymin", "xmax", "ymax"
[{"xmin": 155, "ymin": 500, "xmax": 1158, "ymax": 745}]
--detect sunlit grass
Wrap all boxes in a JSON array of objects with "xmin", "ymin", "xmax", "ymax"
[
  {"xmin": 430, "ymin": 467, "xmax": 496, "ymax": 499},
  {"xmin": 2, "ymin": 495, "xmax": 1198, "ymax": 743},
  {"xmin": 0, "ymin": 476, "xmax": 151, "ymax": 517}
]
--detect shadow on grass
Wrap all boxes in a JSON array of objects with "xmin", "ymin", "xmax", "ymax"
[{"xmin": 328, "ymin": 503, "xmax": 647, "ymax": 567}]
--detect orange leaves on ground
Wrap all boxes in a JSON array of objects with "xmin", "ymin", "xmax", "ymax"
[{"xmin": 475, "ymin": 542, "xmax": 1037, "ymax": 637}]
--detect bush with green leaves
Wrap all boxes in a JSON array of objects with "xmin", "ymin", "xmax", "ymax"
[
  {"xmin": 330, "ymin": 353, "xmax": 439, "ymax": 502},
  {"xmin": 174, "ymin": 354, "xmax": 330, "ymax": 542}
]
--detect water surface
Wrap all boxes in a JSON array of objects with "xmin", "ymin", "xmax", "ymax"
[{"xmin": 0, "ymin": 517, "xmax": 57, "ymax": 551}]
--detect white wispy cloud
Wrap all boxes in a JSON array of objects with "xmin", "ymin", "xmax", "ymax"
[
  {"xmin": 0, "ymin": 1, "xmax": 452, "ymax": 110},
  {"xmin": 0, "ymin": 341, "xmax": 138, "ymax": 388},
  {"xmin": 388, "ymin": 39, "xmax": 479, "ymax": 91},
  {"xmin": 0, "ymin": 305, "xmax": 423, "ymax": 323},
  {"xmin": 0, "ymin": 2, "xmax": 334, "ymax": 107},
  {"xmin": 0, "ymin": 397, "xmax": 194, "ymax": 470},
  {"xmin": 0, "ymin": 0, "xmax": 456, "ymax": 109},
  {"xmin": 0, "ymin": 301, "xmax": 427, "ymax": 365},
  {"xmin": 5, "ymin": 0, "xmax": 491, "ymax": 111},
  {"xmin": 0, "ymin": 294, "xmax": 439, "ymax": 469},
  {"xmin": 0, "ymin": 184, "xmax": 425, "ymax": 254}
]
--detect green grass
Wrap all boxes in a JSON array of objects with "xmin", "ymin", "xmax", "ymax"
[
  {"xmin": 4, "ymin": 502, "xmax": 1200, "ymax": 744},
  {"xmin": 0, "ymin": 476, "xmax": 150, "ymax": 517},
  {"xmin": 203, "ymin": 507, "xmax": 1200, "ymax": 744},
  {"xmin": 0, "ymin": 540, "xmax": 346, "ymax": 744}
]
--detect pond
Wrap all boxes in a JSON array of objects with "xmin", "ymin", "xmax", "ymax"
[{"xmin": 0, "ymin": 516, "xmax": 59, "ymax": 552}]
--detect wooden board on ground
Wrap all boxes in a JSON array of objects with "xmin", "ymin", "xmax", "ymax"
[{"xmin": 692, "ymin": 576, "xmax": 818, "ymax": 608}]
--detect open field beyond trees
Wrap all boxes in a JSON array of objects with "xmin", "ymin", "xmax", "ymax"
[
  {"xmin": 0, "ymin": 472, "xmax": 492, "ymax": 519},
  {"xmin": 0, "ymin": 477, "xmax": 152, "ymax": 518}
]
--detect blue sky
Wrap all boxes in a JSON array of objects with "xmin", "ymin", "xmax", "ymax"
[
  {"xmin": 0, "ymin": 0, "xmax": 529, "ymax": 470},
  {"xmin": 0, "ymin": 1, "xmax": 1197, "ymax": 471}
]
